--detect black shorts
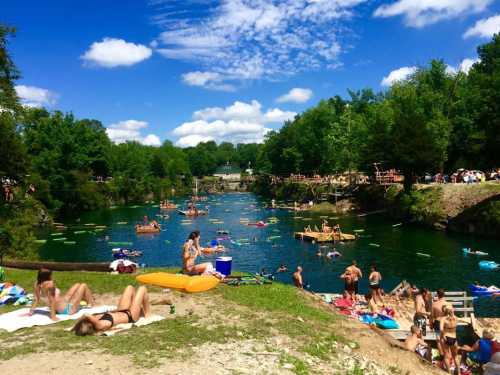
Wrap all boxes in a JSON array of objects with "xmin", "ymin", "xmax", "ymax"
[
  {"xmin": 444, "ymin": 336, "xmax": 457, "ymax": 347},
  {"xmin": 432, "ymin": 320, "xmax": 440, "ymax": 333},
  {"xmin": 353, "ymin": 281, "xmax": 359, "ymax": 294},
  {"xmin": 369, "ymin": 283, "xmax": 380, "ymax": 290},
  {"xmin": 345, "ymin": 282, "xmax": 355, "ymax": 294}
]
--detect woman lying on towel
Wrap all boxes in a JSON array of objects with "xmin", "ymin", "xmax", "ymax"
[
  {"xmin": 72, "ymin": 285, "xmax": 150, "ymax": 336},
  {"xmin": 30, "ymin": 268, "xmax": 95, "ymax": 320}
]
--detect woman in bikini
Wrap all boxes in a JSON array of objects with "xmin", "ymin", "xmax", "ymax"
[
  {"xmin": 369, "ymin": 265, "xmax": 384, "ymax": 306},
  {"xmin": 182, "ymin": 231, "xmax": 214, "ymax": 275},
  {"xmin": 72, "ymin": 285, "xmax": 150, "ymax": 336},
  {"xmin": 30, "ymin": 268, "xmax": 95, "ymax": 320},
  {"xmin": 440, "ymin": 305, "xmax": 460, "ymax": 374}
]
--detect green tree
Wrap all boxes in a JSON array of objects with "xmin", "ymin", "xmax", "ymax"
[
  {"xmin": 465, "ymin": 34, "xmax": 500, "ymax": 169},
  {"xmin": 0, "ymin": 25, "xmax": 27, "ymax": 181},
  {"xmin": 386, "ymin": 61, "xmax": 452, "ymax": 191}
]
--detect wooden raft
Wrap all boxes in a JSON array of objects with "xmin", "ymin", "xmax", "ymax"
[{"xmin": 294, "ymin": 231, "xmax": 356, "ymax": 242}]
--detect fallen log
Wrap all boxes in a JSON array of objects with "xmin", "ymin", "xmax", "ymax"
[{"xmin": 2, "ymin": 260, "xmax": 110, "ymax": 272}]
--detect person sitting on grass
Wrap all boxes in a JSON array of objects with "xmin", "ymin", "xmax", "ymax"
[
  {"xmin": 182, "ymin": 231, "xmax": 218, "ymax": 275},
  {"xmin": 72, "ymin": 285, "xmax": 150, "ymax": 336},
  {"xmin": 459, "ymin": 329, "xmax": 497, "ymax": 369},
  {"xmin": 405, "ymin": 325, "xmax": 432, "ymax": 362},
  {"xmin": 30, "ymin": 268, "xmax": 95, "ymax": 321}
]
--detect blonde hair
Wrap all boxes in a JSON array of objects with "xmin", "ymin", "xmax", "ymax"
[{"xmin": 72, "ymin": 317, "xmax": 96, "ymax": 336}]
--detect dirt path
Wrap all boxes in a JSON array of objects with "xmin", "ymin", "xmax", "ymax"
[{"xmin": 0, "ymin": 290, "xmax": 443, "ymax": 374}]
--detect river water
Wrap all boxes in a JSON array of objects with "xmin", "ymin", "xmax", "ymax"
[{"xmin": 38, "ymin": 193, "xmax": 499, "ymax": 316}]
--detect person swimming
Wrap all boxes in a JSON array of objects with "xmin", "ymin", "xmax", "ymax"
[
  {"xmin": 276, "ymin": 264, "xmax": 288, "ymax": 273},
  {"xmin": 326, "ymin": 249, "xmax": 341, "ymax": 258}
]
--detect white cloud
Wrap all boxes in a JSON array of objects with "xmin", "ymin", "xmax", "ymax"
[
  {"xmin": 142, "ymin": 134, "xmax": 162, "ymax": 146},
  {"xmin": 81, "ymin": 38, "xmax": 152, "ymax": 68},
  {"xmin": 374, "ymin": 0, "xmax": 493, "ymax": 28},
  {"xmin": 381, "ymin": 66, "xmax": 417, "ymax": 86},
  {"xmin": 151, "ymin": 0, "xmax": 367, "ymax": 88},
  {"xmin": 106, "ymin": 120, "xmax": 161, "ymax": 146},
  {"xmin": 181, "ymin": 71, "xmax": 235, "ymax": 91},
  {"xmin": 463, "ymin": 14, "xmax": 500, "ymax": 39},
  {"xmin": 176, "ymin": 135, "xmax": 215, "ymax": 148},
  {"xmin": 15, "ymin": 85, "xmax": 58, "ymax": 107},
  {"xmin": 276, "ymin": 88, "xmax": 313, "ymax": 103},
  {"xmin": 446, "ymin": 58, "xmax": 480, "ymax": 75},
  {"xmin": 459, "ymin": 58, "xmax": 479, "ymax": 73},
  {"xmin": 173, "ymin": 99, "xmax": 296, "ymax": 147}
]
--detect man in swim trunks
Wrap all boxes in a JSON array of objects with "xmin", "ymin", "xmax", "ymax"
[
  {"xmin": 340, "ymin": 270, "xmax": 356, "ymax": 301},
  {"xmin": 293, "ymin": 266, "xmax": 303, "ymax": 289},
  {"xmin": 405, "ymin": 325, "xmax": 432, "ymax": 361},
  {"xmin": 346, "ymin": 261, "xmax": 362, "ymax": 297},
  {"xmin": 431, "ymin": 288, "xmax": 448, "ymax": 355},
  {"xmin": 413, "ymin": 288, "xmax": 430, "ymax": 337}
]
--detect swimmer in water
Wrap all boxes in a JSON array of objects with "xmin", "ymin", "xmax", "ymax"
[{"xmin": 276, "ymin": 264, "xmax": 288, "ymax": 273}]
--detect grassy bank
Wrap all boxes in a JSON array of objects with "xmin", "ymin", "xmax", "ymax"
[
  {"xmin": 357, "ymin": 182, "xmax": 500, "ymax": 237},
  {"xmin": 0, "ymin": 267, "xmax": 438, "ymax": 374}
]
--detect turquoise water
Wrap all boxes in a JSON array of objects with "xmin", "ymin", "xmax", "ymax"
[{"xmin": 38, "ymin": 193, "xmax": 499, "ymax": 316}]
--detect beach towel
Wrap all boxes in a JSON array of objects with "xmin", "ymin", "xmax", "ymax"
[
  {"xmin": 334, "ymin": 297, "xmax": 354, "ymax": 309},
  {"xmin": 98, "ymin": 314, "xmax": 165, "ymax": 336},
  {"xmin": 0, "ymin": 305, "xmax": 114, "ymax": 332}
]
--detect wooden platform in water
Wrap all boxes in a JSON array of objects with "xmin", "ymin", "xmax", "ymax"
[{"xmin": 294, "ymin": 231, "xmax": 356, "ymax": 242}]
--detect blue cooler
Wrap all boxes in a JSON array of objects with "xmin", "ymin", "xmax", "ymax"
[{"xmin": 216, "ymin": 256, "xmax": 232, "ymax": 276}]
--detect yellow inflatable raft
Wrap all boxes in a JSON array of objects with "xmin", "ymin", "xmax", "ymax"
[{"xmin": 136, "ymin": 272, "xmax": 219, "ymax": 293}]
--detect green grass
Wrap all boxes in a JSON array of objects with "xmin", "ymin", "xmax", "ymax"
[
  {"xmin": 2, "ymin": 267, "xmax": 181, "ymax": 295},
  {"xmin": 279, "ymin": 353, "xmax": 310, "ymax": 375},
  {"xmin": 216, "ymin": 283, "xmax": 335, "ymax": 322},
  {"xmin": 0, "ymin": 268, "xmax": 353, "ymax": 370}
]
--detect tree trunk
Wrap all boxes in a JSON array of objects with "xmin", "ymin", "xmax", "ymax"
[{"xmin": 403, "ymin": 172, "xmax": 413, "ymax": 193}]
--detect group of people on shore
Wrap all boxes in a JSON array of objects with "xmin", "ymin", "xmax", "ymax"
[
  {"xmin": 340, "ymin": 260, "xmax": 384, "ymax": 307},
  {"xmin": 406, "ymin": 287, "xmax": 499, "ymax": 373},
  {"xmin": 29, "ymin": 268, "xmax": 151, "ymax": 336}
]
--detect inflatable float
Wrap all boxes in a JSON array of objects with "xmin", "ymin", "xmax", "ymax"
[
  {"xmin": 178, "ymin": 210, "xmax": 208, "ymax": 216},
  {"xmin": 469, "ymin": 284, "xmax": 500, "ymax": 296},
  {"xmin": 135, "ymin": 224, "xmax": 160, "ymax": 234},
  {"xmin": 479, "ymin": 261, "xmax": 499, "ymax": 270},
  {"xmin": 136, "ymin": 272, "xmax": 220, "ymax": 293},
  {"xmin": 160, "ymin": 204, "xmax": 177, "ymax": 210},
  {"xmin": 462, "ymin": 248, "xmax": 489, "ymax": 256}
]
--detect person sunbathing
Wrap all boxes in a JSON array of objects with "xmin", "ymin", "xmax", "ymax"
[
  {"xmin": 30, "ymin": 268, "xmax": 95, "ymax": 321},
  {"xmin": 72, "ymin": 285, "xmax": 150, "ymax": 336},
  {"xmin": 405, "ymin": 325, "xmax": 432, "ymax": 361}
]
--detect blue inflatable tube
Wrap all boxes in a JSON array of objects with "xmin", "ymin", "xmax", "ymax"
[{"xmin": 479, "ymin": 261, "xmax": 499, "ymax": 270}]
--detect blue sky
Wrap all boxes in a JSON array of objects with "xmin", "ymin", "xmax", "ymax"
[{"xmin": 4, "ymin": 0, "xmax": 500, "ymax": 147}]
